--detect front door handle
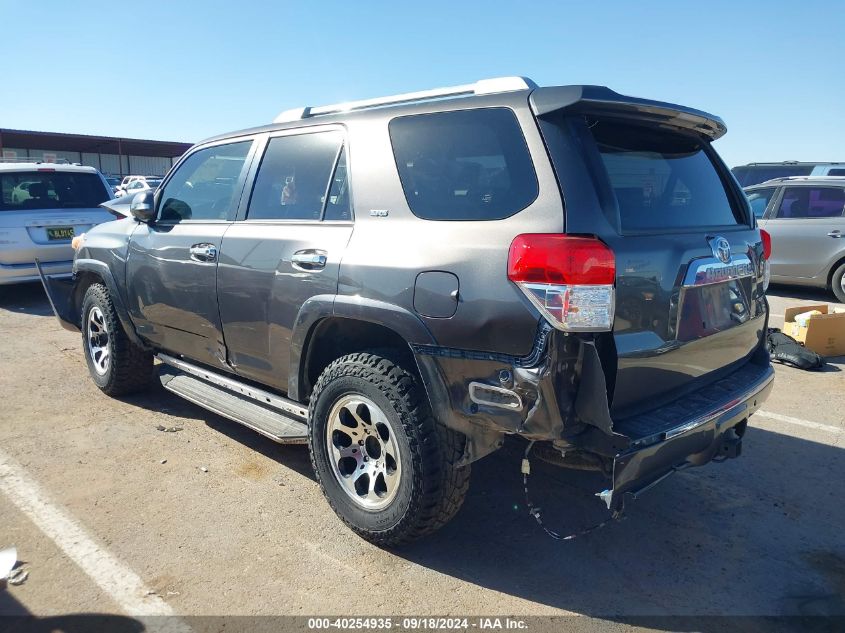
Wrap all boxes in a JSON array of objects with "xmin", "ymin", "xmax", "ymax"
[
  {"xmin": 828, "ymin": 230, "xmax": 843, "ymax": 238},
  {"xmin": 189, "ymin": 243, "xmax": 218, "ymax": 262},
  {"xmin": 292, "ymin": 249, "xmax": 327, "ymax": 270}
]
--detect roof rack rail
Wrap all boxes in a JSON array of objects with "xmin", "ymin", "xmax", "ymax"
[
  {"xmin": 274, "ymin": 76, "xmax": 537, "ymax": 123},
  {"xmin": 0, "ymin": 157, "xmax": 71, "ymax": 164}
]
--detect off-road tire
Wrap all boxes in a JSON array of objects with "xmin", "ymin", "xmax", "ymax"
[
  {"xmin": 308, "ymin": 352, "xmax": 470, "ymax": 546},
  {"xmin": 81, "ymin": 283, "xmax": 153, "ymax": 396},
  {"xmin": 831, "ymin": 261, "xmax": 845, "ymax": 304}
]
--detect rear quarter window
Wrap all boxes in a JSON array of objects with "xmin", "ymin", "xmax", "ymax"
[{"xmin": 388, "ymin": 108, "xmax": 538, "ymax": 221}]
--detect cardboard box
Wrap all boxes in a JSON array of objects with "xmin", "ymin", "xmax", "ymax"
[{"xmin": 782, "ymin": 304, "xmax": 845, "ymax": 357}]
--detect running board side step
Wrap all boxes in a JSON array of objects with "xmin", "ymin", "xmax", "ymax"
[{"xmin": 157, "ymin": 354, "xmax": 308, "ymax": 444}]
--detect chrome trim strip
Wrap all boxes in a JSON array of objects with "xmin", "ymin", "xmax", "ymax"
[
  {"xmin": 683, "ymin": 254, "xmax": 754, "ymax": 287},
  {"xmin": 157, "ymin": 353, "xmax": 308, "ymax": 419}
]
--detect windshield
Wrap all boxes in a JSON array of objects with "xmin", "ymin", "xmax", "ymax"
[
  {"xmin": 0, "ymin": 171, "xmax": 111, "ymax": 211},
  {"xmin": 582, "ymin": 118, "xmax": 743, "ymax": 231}
]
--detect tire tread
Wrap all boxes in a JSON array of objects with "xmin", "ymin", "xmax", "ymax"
[{"xmin": 308, "ymin": 352, "xmax": 470, "ymax": 546}]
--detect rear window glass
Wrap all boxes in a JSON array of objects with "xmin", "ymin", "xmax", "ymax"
[
  {"xmin": 587, "ymin": 120, "xmax": 742, "ymax": 231},
  {"xmin": 828, "ymin": 169, "xmax": 845, "ymax": 176},
  {"xmin": 0, "ymin": 171, "xmax": 110, "ymax": 211},
  {"xmin": 389, "ymin": 108, "xmax": 538, "ymax": 221}
]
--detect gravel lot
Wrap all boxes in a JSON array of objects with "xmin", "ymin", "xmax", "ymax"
[{"xmin": 1, "ymin": 282, "xmax": 843, "ymax": 630}]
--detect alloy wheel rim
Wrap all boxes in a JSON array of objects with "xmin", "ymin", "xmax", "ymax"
[
  {"xmin": 87, "ymin": 306, "xmax": 110, "ymax": 375},
  {"xmin": 325, "ymin": 394, "xmax": 401, "ymax": 511}
]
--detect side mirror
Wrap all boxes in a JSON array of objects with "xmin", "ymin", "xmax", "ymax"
[{"xmin": 129, "ymin": 190, "xmax": 156, "ymax": 223}]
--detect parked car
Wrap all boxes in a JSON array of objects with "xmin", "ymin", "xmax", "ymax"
[
  {"xmin": 746, "ymin": 176, "xmax": 845, "ymax": 302},
  {"xmin": 732, "ymin": 161, "xmax": 845, "ymax": 187},
  {"xmin": 0, "ymin": 162, "xmax": 114, "ymax": 284},
  {"xmin": 114, "ymin": 176, "xmax": 163, "ymax": 197},
  {"xmin": 39, "ymin": 77, "xmax": 773, "ymax": 545}
]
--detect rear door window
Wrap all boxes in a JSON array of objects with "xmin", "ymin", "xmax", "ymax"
[
  {"xmin": 776, "ymin": 186, "xmax": 845, "ymax": 218},
  {"xmin": 585, "ymin": 119, "xmax": 742, "ymax": 231},
  {"xmin": 746, "ymin": 187, "xmax": 776, "ymax": 219},
  {"xmin": 246, "ymin": 130, "xmax": 345, "ymax": 221},
  {"xmin": 389, "ymin": 108, "xmax": 538, "ymax": 220},
  {"xmin": 0, "ymin": 171, "xmax": 110, "ymax": 211}
]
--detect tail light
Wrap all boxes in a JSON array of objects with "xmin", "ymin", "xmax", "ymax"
[
  {"xmin": 759, "ymin": 229, "xmax": 771, "ymax": 290},
  {"xmin": 507, "ymin": 234, "xmax": 616, "ymax": 331},
  {"xmin": 760, "ymin": 229, "xmax": 772, "ymax": 260}
]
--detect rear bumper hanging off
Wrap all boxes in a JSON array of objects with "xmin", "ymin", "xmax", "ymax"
[{"xmin": 599, "ymin": 361, "xmax": 775, "ymax": 513}]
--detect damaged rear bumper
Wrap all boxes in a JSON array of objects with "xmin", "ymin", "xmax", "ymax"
[{"xmin": 600, "ymin": 360, "xmax": 774, "ymax": 513}]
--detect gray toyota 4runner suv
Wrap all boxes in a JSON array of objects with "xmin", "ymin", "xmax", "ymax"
[{"xmin": 39, "ymin": 77, "xmax": 774, "ymax": 545}]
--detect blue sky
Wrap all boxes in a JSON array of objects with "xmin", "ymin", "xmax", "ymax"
[{"xmin": 1, "ymin": 0, "xmax": 842, "ymax": 167}]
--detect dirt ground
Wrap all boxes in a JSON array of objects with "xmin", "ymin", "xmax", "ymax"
[{"xmin": 1, "ymin": 282, "xmax": 843, "ymax": 631}]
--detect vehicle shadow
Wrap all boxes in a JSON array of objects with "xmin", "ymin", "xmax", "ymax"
[
  {"xmin": 0, "ymin": 588, "xmax": 143, "ymax": 631},
  {"xmin": 392, "ymin": 426, "xmax": 845, "ymax": 621},
  {"xmin": 156, "ymin": 385, "xmax": 845, "ymax": 621},
  {"xmin": 0, "ymin": 282, "xmax": 53, "ymax": 318},
  {"xmin": 122, "ymin": 380, "xmax": 318, "ymax": 482}
]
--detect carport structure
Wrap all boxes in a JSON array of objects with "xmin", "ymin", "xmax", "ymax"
[{"xmin": 0, "ymin": 128, "xmax": 192, "ymax": 178}]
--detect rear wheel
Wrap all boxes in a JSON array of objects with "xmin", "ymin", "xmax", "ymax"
[
  {"xmin": 81, "ymin": 283, "xmax": 153, "ymax": 396},
  {"xmin": 308, "ymin": 352, "xmax": 470, "ymax": 546},
  {"xmin": 832, "ymin": 262, "xmax": 845, "ymax": 304}
]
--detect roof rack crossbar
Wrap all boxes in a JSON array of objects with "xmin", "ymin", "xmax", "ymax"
[{"xmin": 273, "ymin": 76, "xmax": 537, "ymax": 123}]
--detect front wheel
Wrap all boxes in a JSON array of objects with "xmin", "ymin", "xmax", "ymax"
[
  {"xmin": 81, "ymin": 283, "xmax": 153, "ymax": 396},
  {"xmin": 308, "ymin": 352, "xmax": 470, "ymax": 546},
  {"xmin": 831, "ymin": 262, "xmax": 845, "ymax": 304}
]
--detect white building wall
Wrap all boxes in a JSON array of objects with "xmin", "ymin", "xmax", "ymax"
[
  {"xmin": 127, "ymin": 155, "xmax": 172, "ymax": 176},
  {"xmin": 99, "ymin": 154, "xmax": 122, "ymax": 176}
]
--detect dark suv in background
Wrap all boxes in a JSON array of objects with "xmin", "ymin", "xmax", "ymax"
[
  {"xmin": 40, "ymin": 77, "xmax": 774, "ymax": 545},
  {"xmin": 732, "ymin": 161, "xmax": 845, "ymax": 187}
]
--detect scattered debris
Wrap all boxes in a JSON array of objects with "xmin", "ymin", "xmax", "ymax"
[
  {"xmin": 156, "ymin": 425, "xmax": 183, "ymax": 433},
  {"xmin": 166, "ymin": 591, "xmax": 180, "ymax": 596},
  {"xmin": 0, "ymin": 546, "xmax": 16, "ymax": 581},
  {"xmin": 160, "ymin": 459, "xmax": 167, "ymax": 464},
  {"xmin": 8, "ymin": 567, "xmax": 28, "ymax": 586},
  {"xmin": 273, "ymin": 474, "xmax": 286, "ymax": 487},
  {"xmin": 200, "ymin": 466, "xmax": 208, "ymax": 473}
]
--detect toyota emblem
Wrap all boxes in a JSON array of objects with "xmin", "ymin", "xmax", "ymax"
[{"xmin": 710, "ymin": 236, "xmax": 732, "ymax": 264}]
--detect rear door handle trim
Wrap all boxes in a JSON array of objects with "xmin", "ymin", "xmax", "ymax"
[
  {"xmin": 828, "ymin": 231, "xmax": 843, "ymax": 238},
  {"xmin": 189, "ymin": 243, "xmax": 218, "ymax": 262},
  {"xmin": 291, "ymin": 250, "xmax": 327, "ymax": 270}
]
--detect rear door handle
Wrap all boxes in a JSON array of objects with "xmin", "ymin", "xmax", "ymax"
[
  {"xmin": 189, "ymin": 243, "xmax": 218, "ymax": 262},
  {"xmin": 828, "ymin": 231, "xmax": 843, "ymax": 238},
  {"xmin": 292, "ymin": 249, "xmax": 327, "ymax": 270}
]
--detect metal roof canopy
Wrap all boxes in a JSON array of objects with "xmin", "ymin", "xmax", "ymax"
[{"xmin": 0, "ymin": 128, "xmax": 192, "ymax": 157}]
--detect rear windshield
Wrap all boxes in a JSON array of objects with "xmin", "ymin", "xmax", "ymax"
[
  {"xmin": 0, "ymin": 171, "xmax": 110, "ymax": 211},
  {"xmin": 585, "ymin": 119, "xmax": 742, "ymax": 231}
]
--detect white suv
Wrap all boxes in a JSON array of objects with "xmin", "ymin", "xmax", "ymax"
[
  {"xmin": 0, "ymin": 162, "xmax": 114, "ymax": 284},
  {"xmin": 115, "ymin": 176, "xmax": 163, "ymax": 197}
]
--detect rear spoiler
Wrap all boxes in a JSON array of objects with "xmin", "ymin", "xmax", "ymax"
[{"xmin": 529, "ymin": 85, "xmax": 727, "ymax": 141}]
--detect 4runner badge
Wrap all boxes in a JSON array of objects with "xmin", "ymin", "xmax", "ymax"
[{"xmin": 710, "ymin": 236, "xmax": 732, "ymax": 264}]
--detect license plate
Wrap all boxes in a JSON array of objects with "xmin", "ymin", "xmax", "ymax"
[{"xmin": 47, "ymin": 227, "xmax": 75, "ymax": 241}]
